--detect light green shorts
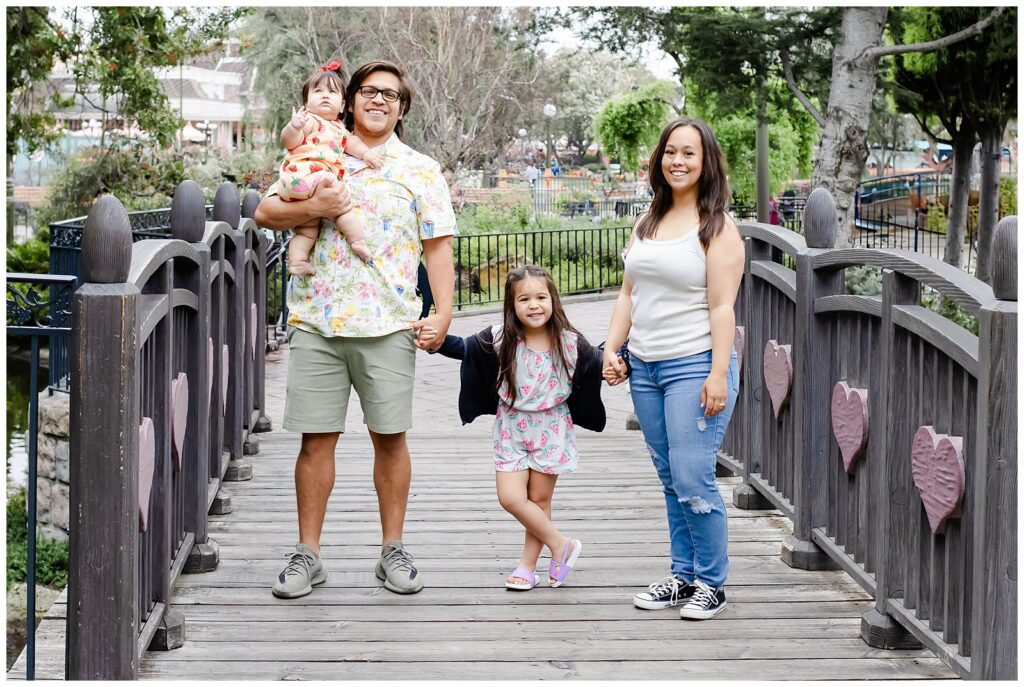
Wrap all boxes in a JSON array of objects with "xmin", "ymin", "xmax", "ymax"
[{"xmin": 283, "ymin": 326, "xmax": 416, "ymax": 434}]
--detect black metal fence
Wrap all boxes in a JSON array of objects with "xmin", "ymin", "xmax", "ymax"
[
  {"xmin": 454, "ymin": 225, "xmax": 633, "ymax": 309},
  {"xmin": 5, "ymin": 273, "xmax": 76, "ymax": 680},
  {"xmin": 852, "ymin": 171, "xmax": 975, "ymax": 272},
  {"xmin": 49, "ymin": 206, "xmax": 213, "ymax": 280}
]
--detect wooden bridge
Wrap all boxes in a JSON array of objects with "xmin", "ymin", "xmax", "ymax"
[{"xmin": 8, "ymin": 185, "xmax": 1016, "ymax": 680}]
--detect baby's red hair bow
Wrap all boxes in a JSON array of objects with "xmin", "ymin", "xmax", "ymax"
[{"xmin": 320, "ymin": 61, "xmax": 341, "ymax": 72}]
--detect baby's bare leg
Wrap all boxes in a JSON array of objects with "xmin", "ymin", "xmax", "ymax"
[
  {"xmin": 287, "ymin": 220, "xmax": 320, "ymax": 276},
  {"xmin": 335, "ymin": 210, "xmax": 373, "ymax": 263}
]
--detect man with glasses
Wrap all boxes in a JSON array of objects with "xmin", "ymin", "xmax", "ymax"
[{"xmin": 254, "ymin": 60, "xmax": 456, "ymax": 598}]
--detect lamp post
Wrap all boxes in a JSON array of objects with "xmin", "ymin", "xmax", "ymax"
[
  {"xmin": 542, "ymin": 103, "xmax": 556, "ymax": 167},
  {"xmin": 202, "ymin": 119, "xmax": 211, "ymax": 162},
  {"xmin": 518, "ymin": 128, "xmax": 527, "ymax": 161}
]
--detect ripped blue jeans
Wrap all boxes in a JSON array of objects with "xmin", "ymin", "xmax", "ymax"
[{"xmin": 629, "ymin": 349, "xmax": 739, "ymax": 588}]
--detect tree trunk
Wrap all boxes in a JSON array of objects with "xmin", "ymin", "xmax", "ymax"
[
  {"xmin": 756, "ymin": 75, "xmax": 770, "ymax": 223},
  {"xmin": 811, "ymin": 7, "xmax": 889, "ymax": 247},
  {"xmin": 975, "ymin": 125, "xmax": 1004, "ymax": 283},
  {"xmin": 943, "ymin": 128, "xmax": 976, "ymax": 269}
]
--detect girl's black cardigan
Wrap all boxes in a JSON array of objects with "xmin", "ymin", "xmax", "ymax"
[{"xmin": 432, "ymin": 326, "xmax": 625, "ymax": 433}]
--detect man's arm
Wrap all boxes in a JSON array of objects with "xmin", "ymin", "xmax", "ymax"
[
  {"xmin": 413, "ymin": 235, "xmax": 454, "ymax": 351},
  {"xmin": 253, "ymin": 177, "xmax": 353, "ymax": 231}
]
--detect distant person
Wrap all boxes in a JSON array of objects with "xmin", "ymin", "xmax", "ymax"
[
  {"xmin": 525, "ymin": 163, "xmax": 539, "ymax": 189},
  {"xmin": 769, "ymin": 196, "xmax": 781, "ymax": 225},
  {"xmin": 603, "ymin": 118, "xmax": 744, "ymax": 621},
  {"xmin": 550, "ymin": 156, "xmax": 561, "ymax": 177},
  {"xmin": 779, "ymin": 190, "xmax": 796, "ymax": 222},
  {"xmin": 419, "ymin": 265, "xmax": 617, "ymax": 591},
  {"xmin": 276, "ymin": 62, "xmax": 385, "ymax": 274}
]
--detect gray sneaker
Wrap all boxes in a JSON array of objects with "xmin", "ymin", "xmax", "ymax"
[
  {"xmin": 272, "ymin": 543, "xmax": 327, "ymax": 599},
  {"xmin": 375, "ymin": 540, "xmax": 423, "ymax": 594}
]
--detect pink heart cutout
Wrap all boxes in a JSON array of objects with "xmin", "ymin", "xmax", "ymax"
[
  {"xmin": 734, "ymin": 326, "xmax": 745, "ymax": 375},
  {"xmin": 170, "ymin": 373, "xmax": 189, "ymax": 471},
  {"xmin": 911, "ymin": 426, "xmax": 965, "ymax": 534},
  {"xmin": 138, "ymin": 417, "xmax": 155, "ymax": 532},
  {"xmin": 762, "ymin": 340, "xmax": 792, "ymax": 418},
  {"xmin": 831, "ymin": 382, "xmax": 869, "ymax": 473}
]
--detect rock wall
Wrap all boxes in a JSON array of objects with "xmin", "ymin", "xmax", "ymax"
[{"xmin": 35, "ymin": 392, "xmax": 70, "ymax": 543}]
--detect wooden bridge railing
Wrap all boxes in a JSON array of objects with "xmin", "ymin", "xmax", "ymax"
[
  {"xmin": 67, "ymin": 181, "xmax": 271, "ymax": 679},
  {"xmin": 719, "ymin": 188, "xmax": 1017, "ymax": 680}
]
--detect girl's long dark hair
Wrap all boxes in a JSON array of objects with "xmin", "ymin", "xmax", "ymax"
[
  {"xmin": 635, "ymin": 117, "xmax": 731, "ymax": 250},
  {"xmin": 497, "ymin": 265, "xmax": 576, "ymax": 405}
]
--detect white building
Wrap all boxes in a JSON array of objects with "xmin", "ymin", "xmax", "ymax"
[{"xmin": 48, "ymin": 41, "xmax": 266, "ymax": 151}]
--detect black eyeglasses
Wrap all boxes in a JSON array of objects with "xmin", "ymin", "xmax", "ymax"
[{"xmin": 357, "ymin": 86, "xmax": 401, "ymax": 103}]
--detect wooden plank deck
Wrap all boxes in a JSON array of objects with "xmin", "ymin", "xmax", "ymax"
[{"xmin": 11, "ymin": 298, "xmax": 957, "ymax": 680}]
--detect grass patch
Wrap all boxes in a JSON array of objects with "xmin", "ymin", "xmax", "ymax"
[{"xmin": 6, "ymin": 488, "xmax": 69, "ymax": 590}]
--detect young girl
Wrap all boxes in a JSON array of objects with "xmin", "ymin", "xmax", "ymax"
[
  {"xmin": 420, "ymin": 265, "xmax": 622, "ymax": 590},
  {"xmin": 278, "ymin": 61, "xmax": 384, "ymax": 275}
]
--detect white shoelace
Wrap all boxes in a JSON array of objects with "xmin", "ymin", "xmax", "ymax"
[
  {"xmin": 646, "ymin": 575, "xmax": 683, "ymax": 603},
  {"xmin": 687, "ymin": 580, "xmax": 717, "ymax": 608}
]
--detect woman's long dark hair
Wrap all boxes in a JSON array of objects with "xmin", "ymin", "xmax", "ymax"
[
  {"xmin": 497, "ymin": 265, "xmax": 577, "ymax": 405},
  {"xmin": 635, "ymin": 118, "xmax": 731, "ymax": 249}
]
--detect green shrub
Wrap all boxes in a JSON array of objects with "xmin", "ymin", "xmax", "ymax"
[
  {"xmin": 926, "ymin": 202, "xmax": 947, "ymax": 235},
  {"xmin": 36, "ymin": 145, "xmax": 187, "ymax": 228},
  {"xmin": 6, "ymin": 227, "xmax": 51, "ymax": 274},
  {"xmin": 6, "ymin": 488, "xmax": 69, "ymax": 590},
  {"xmin": 845, "ymin": 265, "xmax": 883, "ymax": 296},
  {"xmin": 457, "ymin": 200, "xmax": 532, "ymax": 234},
  {"xmin": 999, "ymin": 176, "xmax": 1017, "ymax": 217},
  {"xmin": 921, "ymin": 288, "xmax": 979, "ymax": 336}
]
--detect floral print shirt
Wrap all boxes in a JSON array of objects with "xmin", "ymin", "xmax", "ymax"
[{"xmin": 269, "ymin": 133, "xmax": 457, "ymax": 337}]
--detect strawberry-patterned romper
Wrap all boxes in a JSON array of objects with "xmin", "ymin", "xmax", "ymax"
[
  {"xmin": 492, "ymin": 327, "xmax": 579, "ymax": 475},
  {"xmin": 277, "ymin": 112, "xmax": 350, "ymax": 201}
]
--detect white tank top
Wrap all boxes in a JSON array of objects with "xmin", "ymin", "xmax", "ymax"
[{"xmin": 624, "ymin": 229, "xmax": 713, "ymax": 361}]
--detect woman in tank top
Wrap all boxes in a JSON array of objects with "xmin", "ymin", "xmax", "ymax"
[{"xmin": 602, "ymin": 118, "xmax": 744, "ymax": 621}]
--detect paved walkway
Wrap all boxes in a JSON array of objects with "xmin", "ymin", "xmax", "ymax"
[{"xmin": 12, "ymin": 297, "xmax": 956, "ymax": 680}]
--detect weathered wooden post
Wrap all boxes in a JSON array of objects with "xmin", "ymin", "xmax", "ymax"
[
  {"xmin": 970, "ymin": 216, "xmax": 1017, "ymax": 680},
  {"xmin": 67, "ymin": 195, "xmax": 140, "ymax": 679},
  {"xmin": 782, "ymin": 188, "xmax": 842, "ymax": 569},
  {"xmin": 731, "ymin": 234, "xmax": 773, "ymax": 510},
  {"xmin": 861, "ymin": 263, "xmax": 923, "ymax": 648},
  {"xmin": 172, "ymin": 181, "xmax": 219, "ymax": 574},
  {"xmin": 213, "ymin": 182, "xmax": 251, "ymax": 481}
]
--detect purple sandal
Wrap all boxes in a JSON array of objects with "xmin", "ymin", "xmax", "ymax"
[
  {"xmin": 505, "ymin": 566, "xmax": 538, "ymax": 591},
  {"xmin": 548, "ymin": 539, "xmax": 582, "ymax": 588}
]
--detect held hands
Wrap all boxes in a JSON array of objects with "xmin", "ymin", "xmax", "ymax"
[
  {"xmin": 415, "ymin": 324, "xmax": 439, "ymax": 350},
  {"xmin": 412, "ymin": 313, "xmax": 451, "ymax": 351},
  {"xmin": 700, "ymin": 372, "xmax": 729, "ymax": 417},
  {"xmin": 362, "ymin": 150, "xmax": 385, "ymax": 169},
  {"xmin": 602, "ymin": 350, "xmax": 628, "ymax": 386}
]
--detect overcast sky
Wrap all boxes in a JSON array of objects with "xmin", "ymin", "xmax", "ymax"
[{"xmin": 539, "ymin": 24, "xmax": 679, "ymax": 82}]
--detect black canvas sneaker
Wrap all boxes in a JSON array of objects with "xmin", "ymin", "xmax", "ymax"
[
  {"xmin": 633, "ymin": 574, "xmax": 695, "ymax": 610},
  {"xmin": 679, "ymin": 580, "xmax": 727, "ymax": 620}
]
